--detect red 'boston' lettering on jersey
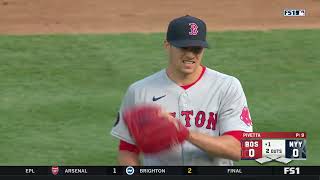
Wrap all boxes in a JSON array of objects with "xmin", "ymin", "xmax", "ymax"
[
  {"xmin": 195, "ymin": 111, "xmax": 206, "ymax": 127},
  {"xmin": 177, "ymin": 111, "xmax": 218, "ymax": 130},
  {"xmin": 206, "ymin": 112, "xmax": 217, "ymax": 130},
  {"xmin": 181, "ymin": 110, "xmax": 193, "ymax": 127}
]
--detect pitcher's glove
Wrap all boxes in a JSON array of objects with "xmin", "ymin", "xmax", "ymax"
[{"xmin": 123, "ymin": 104, "xmax": 189, "ymax": 154}]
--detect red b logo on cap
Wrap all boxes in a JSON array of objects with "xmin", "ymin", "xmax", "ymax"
[{"xmin": 189, "ymin": 23, "xmax": 198, "ymax": 35}]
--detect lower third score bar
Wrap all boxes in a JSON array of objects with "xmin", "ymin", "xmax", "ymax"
[{"xmin": 241, "ymin": 132, "xmax": 307, "ymax": 164}]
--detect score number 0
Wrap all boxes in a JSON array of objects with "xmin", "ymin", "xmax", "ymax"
[
  {"xmin": 248, "ymin": 149, "xmax": 255, "ymax": 157},
  {"xmin": 292, "ymin": 149, "xmax": 299, "ymax": 158}
]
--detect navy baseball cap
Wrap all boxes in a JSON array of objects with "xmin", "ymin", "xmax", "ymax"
[{"xmin": 166, "ymin": 15, "xmax": 209, "ymax": 48}]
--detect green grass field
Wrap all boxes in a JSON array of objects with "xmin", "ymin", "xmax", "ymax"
[{"xmin": 0, "ymin": 30, "xmax": 319, "ymax": 166}]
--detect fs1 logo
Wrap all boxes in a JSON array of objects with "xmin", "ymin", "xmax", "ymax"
[
  {"xmin": 284, "ymin": 167, "xmax": 300, "ymax": 175},
  {"xmin": 283, "ymin": 9, "xmax": 305, "ymax": 16}
]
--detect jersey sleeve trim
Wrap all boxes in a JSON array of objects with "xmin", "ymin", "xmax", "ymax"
[
  {"xmin": 119, "ymin": 140, "xmax": 140, "ymax": 154},
  {"xmin": 223, "ymin": 130, "xmax": 244, "ymax": 142}
]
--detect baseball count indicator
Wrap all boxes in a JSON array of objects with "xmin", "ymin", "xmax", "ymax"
[{"xmin": 241, "ymin": 132, "xmax": 307, "ymax": 164}]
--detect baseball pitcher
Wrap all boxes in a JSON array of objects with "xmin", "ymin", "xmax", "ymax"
[{"xmin": 110, "ymin": 15, "xmax": 253, "ymax": 166}]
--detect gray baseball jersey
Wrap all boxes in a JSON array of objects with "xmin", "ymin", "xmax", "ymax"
[{"xmin": 111, "ymin": 67, "xmax": 253, "ymax": 166}]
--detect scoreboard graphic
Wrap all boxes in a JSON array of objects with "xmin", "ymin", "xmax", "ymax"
[{"xmin": 241, "ymin": 132, "xmax": 307, "ymax": 164}]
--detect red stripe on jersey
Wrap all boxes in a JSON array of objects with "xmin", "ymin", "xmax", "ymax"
[
  {"xmin": 180, "ymin": 66, "xmax": 206, "ymax": 90},
  {"xmin": 223, "ymin": 131, "xmax": 244, "ymax": 142},
  {"xmin": 119, "ymin": 140, "xmax": 140, "ymax": 154}
]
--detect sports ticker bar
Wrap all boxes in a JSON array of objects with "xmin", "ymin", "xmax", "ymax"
[{"xmin": 0, "ymin": 166, "xmax": 319, "ymax": 176}]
